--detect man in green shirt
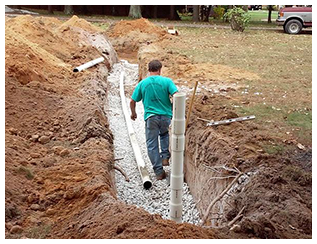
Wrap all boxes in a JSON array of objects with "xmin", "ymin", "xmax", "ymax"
[{"xmin": 130, "ymin": 60, "xmax": 178, "ymax": 180}]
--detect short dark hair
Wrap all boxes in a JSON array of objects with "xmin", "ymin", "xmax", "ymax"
[{"xmin": 148, "ymin": 60, "xmax": 162, "ymax": 72}]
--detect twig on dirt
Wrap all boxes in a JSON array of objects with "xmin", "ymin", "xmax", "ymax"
[
  {"xmin": 113, "ymin": 164, "xmax": 130, "ymax": 182},
  {"xmin": 114, "ymin": 157, "xmax": 124, "ymax": 161},
  {"xmin": 208, "ymin": 175, "xmax": 238, "ymax": 181},
  {"xmin": 200, "ymin": 172, "xmax": 243, "ymax": 226},
  {"xmin": 227, "ymin": 206, "xmax": 246, "ymax": 227}
]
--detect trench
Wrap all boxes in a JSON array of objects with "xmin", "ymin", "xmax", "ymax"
[{"xmin": 106, "ymin": 60, "xmax": 200, "ymax": 224}]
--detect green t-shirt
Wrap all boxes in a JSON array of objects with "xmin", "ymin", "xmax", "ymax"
[{"xmin": 131, "ymin": 75, "xmax": 178, "ymax": 120}]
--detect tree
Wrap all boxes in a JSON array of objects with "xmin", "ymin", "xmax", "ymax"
[
  {"xmin": 48, "ymin": 5, "xmax": 54, "ymax": 14},
  {"xmin": 193, "ymin": 5, "xmax": 200, "ymax": 22},
  {"xmin": 64, "ymin": 5, "xmax": 74, "ymax": 15},
  {"xmin": 268, "ymin": 5, "xmax": 273, "ymax": 23},
  {"xmin": 152, "ymin": 5, "xmax": 158, "ymax": 19},
  {"xmin": 203, "ymin": 5, "xmax": 212, "ymax": 22},
  {"xmin": 129, "ymin": 5, "xmax": 142, "ymax": 19}
]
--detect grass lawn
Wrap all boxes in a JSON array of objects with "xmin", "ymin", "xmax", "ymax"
[{"xmin": 167, "ymin": 27, "xmax": 312, "ymax": 145}]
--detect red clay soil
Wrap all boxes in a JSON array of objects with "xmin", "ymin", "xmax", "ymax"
[{"xmin": 5, "ymin": 15, "xmax": 218, "ymax": 239}]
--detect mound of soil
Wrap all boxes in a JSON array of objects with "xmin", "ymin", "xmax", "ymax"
[
  {"xmin": 5, "ymin": 15, "xmax": 106, "ymax": 89},
  {"xmin": 107, "ymin": 18, "xmax": 168, "ymax": 60},
  {"xmin": 59, "ymin": 15, "xmax": 101, "ymax": 33},
  {"xmin": 107, "ymin": 18, "xmax": 166, "ymax": 38}
]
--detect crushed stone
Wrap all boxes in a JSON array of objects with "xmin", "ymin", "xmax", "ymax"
[{"xmin": 106, "ymin": 60, "xmax": 201, "ymax": 224}]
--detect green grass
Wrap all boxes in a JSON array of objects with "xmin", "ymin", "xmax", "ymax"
[
  {"xmin": 248, "ymin": 10, "xmax": 278, "ymax": 22},
  {"xmin": 262, "ymin": 143, "xmax": 286, "ymax": 155},
  {"xmin": 287, "ymin": 111, "xmax": 312, "ymax": 130}
]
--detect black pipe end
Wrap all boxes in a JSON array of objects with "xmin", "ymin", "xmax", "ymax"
[
  {"xmin": 143, "ymin": 181, "xmax": 152, "ymax": 189},
  {"xmin": 73, "ymin": 68, "xmax": 79, "ymax": 72}
]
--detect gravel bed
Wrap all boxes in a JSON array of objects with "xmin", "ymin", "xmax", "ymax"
[{"xmin": 106, "ymin": 60, "xmax": 201, "ymax": 224}]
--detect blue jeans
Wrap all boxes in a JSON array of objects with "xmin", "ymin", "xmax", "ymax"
[{"xmin": 145, "ymin": 115, "xmax": 171, "ymax": 176}]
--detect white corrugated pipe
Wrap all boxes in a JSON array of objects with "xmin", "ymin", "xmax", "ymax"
[
  {"xmin": 119, "ymin": 71, "xmax": 152, "ymax": 189},
  {"xmin": 169, "ymin": 92, "xmax": 186, "ymax": 223},
  {"xmin": 73, "ymin": 57, "xmax": 105, "ymax": 72}
]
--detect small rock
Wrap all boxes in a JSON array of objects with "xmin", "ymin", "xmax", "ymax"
[
  {"xmin": 30, "ymin": 135, "xmax": 39, "ymax": 142},
  {"xmin": 8, "ymin": 128, "xmax": 18, "ymax": 135},
  {"xmin": 52, "ymin": 146, "xmax": 64, "ymax": 155},
  {"xmin": 60, "ymin": 149, "xmax": 71, "ymax": 157},
  {"xmin": 46, "ymin": 208, "xmax": 56, "ymax": 216},
  {"xmin": 30, "ymin": 153, "xmax": 41, "ymax": 159},
  {"xmin": 42, "ymin": 157, "xmax": 56, "ymax": 167},
  {"xmin": 10, "ymin": 225, "xmax": 23, "ymax": 234},
  {"xmin": 5, "ymin": 222, "xmax": 13, "ymax": 230},
  {"xmin": 38, "ymin": 135, "xmax": 50, "ymax": 144},
  {"xmin": 30, "ymin": 204, "xmax": 40, "ymax": 211},
  {"xmin": 297, "ymin": 143, "xmax": 305, "ymax": 150}
]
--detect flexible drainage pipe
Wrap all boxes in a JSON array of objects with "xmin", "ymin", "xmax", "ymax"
[
  {"xmin": 73, "ymin": 57, "xmax": 105, "ymax": 72},
  {"xmin": 169, "ymin": 92, "xmax": 186, "ymax": 223},
  {"xmin": 119, "ymin": 70, "xmax": 152, "ymax": 189}
]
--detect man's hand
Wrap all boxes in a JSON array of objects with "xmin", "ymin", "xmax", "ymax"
[
  {"xmin": 131, "ymin": 112, "xmax": 137, "ymax": 121},
  {"xmin": 130, "ymin": 99, "xmax": 137, "ymax": 121}
]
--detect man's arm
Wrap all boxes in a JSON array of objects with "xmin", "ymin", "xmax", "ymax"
[{"xmin": 130, "ymin": 99, "xmax": 137, "ymax": 121}]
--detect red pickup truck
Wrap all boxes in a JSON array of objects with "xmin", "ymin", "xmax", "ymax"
[{"xmin": 276, "ymin": 7, "xmax": 312, "ymax": 34}]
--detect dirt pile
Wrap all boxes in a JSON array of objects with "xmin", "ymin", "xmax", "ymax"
[
  {"xmin": 59, "ymin": 15, "xmax": 101, "ymax": 33},
  {"xmin": 5, "ymin": 15, "xmax": 113, "ymax": 90},
  {"xmin": 5, "ymin": 14, "xmax": 118, "ymax": 239},
  {"xmin": 107, "ymin": 18, "xmax": 166, "ymax": 38},
  {"xmin": 107, "ymin": 18, "xmax": 168, "ymax": 60}
]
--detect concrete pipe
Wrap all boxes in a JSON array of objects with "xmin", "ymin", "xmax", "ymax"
[
  {"xmin": 119, "ymin": 70, "xmax": 152, "ymax": 189},
  {"xmin": 169, "ymin": 93, "xmax": 186, "ymax": 223}
]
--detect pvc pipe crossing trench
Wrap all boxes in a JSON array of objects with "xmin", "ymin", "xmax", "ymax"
[
  {"xmin": 73, "ymin": 56, "xmax": 105, "ymax": 72},
  {"xmin": 169, "ymin": 93, "xmax": 186, "ymax": 223}
]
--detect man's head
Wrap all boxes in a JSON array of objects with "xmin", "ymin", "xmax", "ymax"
[{"xmin": 148, "ymin": 60, "xmax": 162, "ymax": 74}]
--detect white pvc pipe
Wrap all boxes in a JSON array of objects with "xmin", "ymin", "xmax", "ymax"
[
  {"xmin": 169, "ymin": 92, "xmax": 186, "ymax": 223},
  {"xmin": 119, "ymin": 70, "xmax": 152, "ymax": 189},
  {"xmin": 73, "ymin": 57, "xmax": 105, "ymax": 72}
]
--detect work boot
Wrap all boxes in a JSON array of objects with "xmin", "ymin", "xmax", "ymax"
[
  {"xmin": 162, "ymin": 158, "xmax": 169, "ymax": 166},
  {"xmin": 156, "ymin": 170, "xmax": 166, "ymax": 180}
]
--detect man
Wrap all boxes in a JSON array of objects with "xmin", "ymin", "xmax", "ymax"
[{"xmin": 130, "ymin": 60, "xmax": 178, "ymax": 180}]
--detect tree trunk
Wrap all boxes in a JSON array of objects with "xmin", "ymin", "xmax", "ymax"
[
  {"xmin": 268, "ymin": 5, "xmax": 273, "ymax": 23},
  {"xmin": 48, "ymin": 5, "xmax": 54, "ymax": 14},
  {"xmin": 169, "ymin": 5, "xmax": 175, "ymax": 20},
  {"xmin": 200, "ymin": 5, "xmax": 204, "ymax": 21},
  {"xmin": 193, "ymin": 5, "xmax": 199, "ymax": 22},
  {"xmin": 204, "ymin": 5, "xmax": 212, "ymax": 22},
  {"xmin": 64, "ymin": 5, "xmax": 74, "ymax": 15},
  {"xmin": 152, "ymin": 5, "xmax": 158, "ymax": 19},
  {"xmin": 129, "ymin": 5, "xmax": 142, "ymax": 19}
]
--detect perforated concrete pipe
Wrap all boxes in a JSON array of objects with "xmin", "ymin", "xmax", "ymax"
[
  {"xmin": 169, "ymin": 92, "xmax": 186, "ymax": 223},
  {"xmin": 119, "ymin": 71, "xmax": 152, "ymax": 189},
  {"xmin": 73, "ymin": 57, "xmax": 105, "ymax": 72}
]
